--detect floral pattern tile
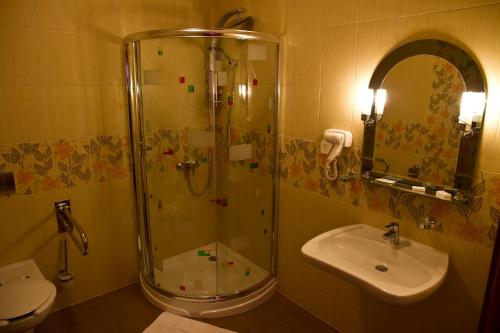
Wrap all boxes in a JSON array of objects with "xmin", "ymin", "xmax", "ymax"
[
  {"xmin": 144, "ymin": 125, "xmax": 272, "ymax": 176},
  {"xmin": 279, "ymin": 136, "xmax": 361, "ymax": 202},
  {"xmin": 279, "ymin": 134, "xmax": 498, "ymax": 247},
  {"xmin": 0, "ymin": 135, "xmax": 131, "ymax": 196},
  {"xmin": 3, "ymin": 128, "xmax": 496, "ymax": 247},
  {"xmin": 85, "ymin": 136, "xmax": 130, "ymax": 182},
  {"xmin": 0, "ymin": 142, "xmax": 59, "ymax": 194},
  {"xmin": 53, "ymin": 138, "xmax": 91, "ymax": 188}
]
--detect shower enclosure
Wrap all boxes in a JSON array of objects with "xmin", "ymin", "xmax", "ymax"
[{"xmin": 124, "ymin": 27, "xmax": 279, "ymax": 317}]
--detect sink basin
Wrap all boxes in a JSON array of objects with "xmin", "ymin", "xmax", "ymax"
[{"xmin": 301, "ymin": 224, "xmax": 448, "ymax": 304}]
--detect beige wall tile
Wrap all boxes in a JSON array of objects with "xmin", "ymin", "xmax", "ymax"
[
  {"xmin": 352, "ymin": 18, "xmax": 400, "ymax": 146},
  {"xmin": 401, "ymin": 0, "xmax": 500, "ymax": 16},
  {"xmin": 321, "ymin": 24, "xmax": 357, "ymax": 87},
  {"xmin": 176, "ymin": 0, "xmax": 212, "ymax": 29},
  {"xmin": 141, "ymin": 0, "xmax": 178, "ymax": 31},
  {"xmin": 39, "ymin": 31, "xmax": 83, "ymax": 85},
  {"xmin": 354, "ymin": 18, "xmax": 401, "ymax": 91},
  {"xmin": 0, "ymin": 90, "xmax": 6, "ymax": 143},
  {"xmin": 82, "ymin": 86, "xmax": 104, "ymax": 136},
  {"xmin": 118, "ymin": 0, "xmax": 147, "ymax": 36},
  {"xmin": 78, "ymin": 0, "xmax": 123, "ymax": 37},
  {"xmin": 36, "ymin": 0, "xmax": 81, "ymax": 32},
  {"xmin": 319, "ymin": 84, "xmax": 355, "ymax": 137},
  {"xmin": 250, "ymin": 0, "xmax": 286, "ymax": 34},
  {"xmin": 281, "ymin": 85, "xmax": 320, "ymax": 140},
  {"xmin": 108, "ymin": 178, "xmax": 137, "ymax": 222},
  {"xmin": 148, "ymin": 85, "xmax": 188, "ymax": 130},
  {"xmin": 0, "ymin": 87, "xmax": 48, "ymax": 143},
  {"xmin": 0, "ymin": 0, "xmax": 214, "ymax": 312},
  {"xmin": 358, "ymin": 0, "xmax": 403, "ymax": 22},
  {"xmin": 100, "ymin": 85, "xmax": 128, "ymax": 135},
  {"xmin": 322, "ymin": 0, "xmax": 358, "ymax": 27},
  {"xmin": 0, "ymin": 0, "xmax": 39, "ymax": 29},
  {"xmin": 79, "ymin": 33, "xmax": 123, "ymax": 85},
  {"xmin": 247, "ymin": 85, "xmax": 276, "ymax": 132},
  {"xmin": 285, "ymin": 29, "xmax": 322, "ymax": 85},
  {"xmin": 286, "ymin": 0, "xmax": 323, "ymax": 32},
  {"xmin": 0, "ymin": 28, "xmax": 42, "ymax": 86},
  {"xmin": 45, "ymin": 86, "xmax": 87, "ymax": 139}
]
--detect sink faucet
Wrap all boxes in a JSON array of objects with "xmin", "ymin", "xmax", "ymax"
[{"xmin": 383, "ymin": 222, "xmax": 400, "ymax": 246}]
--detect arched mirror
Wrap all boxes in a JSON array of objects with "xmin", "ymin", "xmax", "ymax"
[{"xmin": 361, "ymin": 40, "xmax": 487, "ymax": 204}]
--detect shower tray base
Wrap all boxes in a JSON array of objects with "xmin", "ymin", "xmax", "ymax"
[
  {"xmin": 140, "ymin": 275, "xmax": 276, "ymax": 318},
  {"xmin": 141, "ymin": 242, "xmax": 276, "ymax": 318},
  {"xmin": 155, "ymin": 242, "xmax": 268, "ymax": 297}
]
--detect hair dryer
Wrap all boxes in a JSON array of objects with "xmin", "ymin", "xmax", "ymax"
[{"xmin": 321, "ymin": 129, "xmax": 352, "ymax": 181}]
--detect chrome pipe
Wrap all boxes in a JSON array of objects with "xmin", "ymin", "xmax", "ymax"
[
  {"xmin": 124, "ymin": 28, "xmax": 279, "ymax": 44},
  {"xmin": 55, "ymin": 200, "xmax": 89, "ymax": 256},
  {"xmin": 125, "ymin": 40, "xmax": 155, "ymax": 281}
]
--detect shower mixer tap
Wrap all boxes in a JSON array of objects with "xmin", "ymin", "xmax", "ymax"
[{"xmin": 176, "ymin": 160, "xmax": 200, "ymax": 172}]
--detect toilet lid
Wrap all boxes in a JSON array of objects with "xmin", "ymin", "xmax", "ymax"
[{"xmin": 0, "ymin": 277, "xmax": 54, "ymax": 320}]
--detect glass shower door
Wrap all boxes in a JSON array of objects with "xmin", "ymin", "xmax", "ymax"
[
  {"xmin": 136, "ymin": 34, "xmax": 278, "ymax": 299},
  {"xmin": 140, "ymin": 37, "xmax": 219, "ymax": 297},
  {"xmin": 214, "ymin": 38, "xmax": 278, "ymax": 296}
]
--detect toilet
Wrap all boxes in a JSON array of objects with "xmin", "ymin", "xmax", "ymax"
[{"xmin": 0, "ymin": 260, "xmax": 56, "ymax": 333}]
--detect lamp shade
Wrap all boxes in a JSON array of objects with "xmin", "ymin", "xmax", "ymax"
[
  {"xmin": 375, "ymin": 89, "xmax": 387, "ymax": 116},
  {"xmin": 459, "ymin": 92, "xmax": 486, "ymax": 124},
  {"xmin": 357, "ymin": 88, "xmax": 374, "ymax": 116}
]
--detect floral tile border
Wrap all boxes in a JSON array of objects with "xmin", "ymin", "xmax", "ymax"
[
  {"xmin": 279, "ymin": 135, "xmax": 500, "ymax": 247},
  {"xmin": 4, "ymin": 130, "xmax": 496, "ymax": 247},
  {"xmin": 0, "ymin": 135, "xmax": 131, "ymax": 196},
  {"xmin": 144, "ymin": 126, "xmax": 276, "ymax": 178}
]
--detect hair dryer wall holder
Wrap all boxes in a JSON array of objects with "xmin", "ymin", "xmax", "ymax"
[{"xmin": 321, "ymin": 129, "xmax": 353, "ymax": 181}]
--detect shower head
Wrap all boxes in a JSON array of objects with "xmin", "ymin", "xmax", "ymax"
[
  {"xmin": 225, "ymin": 16, "xmax": 254, "ymax": 30},
  {"xmin": 216, "ymin": 7, "xmax": 254, "ymax": 30},
  {"xmin": 216, "ymin": 7, "xmax": 245, "ymax": 28}
]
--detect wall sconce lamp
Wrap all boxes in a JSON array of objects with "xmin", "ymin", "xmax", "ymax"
[
  {"xmin": 459, "ymin": 92, "xmax": 486, "ymax": 138},
  {"xmin": 358, "ymin": 88, "xmax": 387, "ymax": 126}
]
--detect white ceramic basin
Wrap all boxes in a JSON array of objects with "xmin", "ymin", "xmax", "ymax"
[{"xmin": 301, "ymin": 224, "xmax": 448, "ymax": 304}]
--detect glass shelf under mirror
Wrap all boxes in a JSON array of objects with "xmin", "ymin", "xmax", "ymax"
[{"xmin": 361, "ymin": 171, "xmax": 469, "ymax": 206}]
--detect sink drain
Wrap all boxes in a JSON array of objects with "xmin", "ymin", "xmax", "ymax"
[{"xmin": 375, "ymin": 264, "xmax": 388, "ymax": 272}]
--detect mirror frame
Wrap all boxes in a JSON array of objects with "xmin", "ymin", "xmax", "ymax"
[{"xmin": 361, "ymin": 39, "xmax": 487, "ymax": 202}]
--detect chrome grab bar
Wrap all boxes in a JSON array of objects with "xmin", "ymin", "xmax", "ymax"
[{"xmin": 55, "ymin": 200, "xmax": 89, "ymax": 256}]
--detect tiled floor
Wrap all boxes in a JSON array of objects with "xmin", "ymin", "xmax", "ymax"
[{"xmin": 37, "ymin": 283, "xmax": 338, "ymax": 333}]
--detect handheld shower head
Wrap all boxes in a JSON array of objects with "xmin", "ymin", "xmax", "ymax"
[
  {"xmin": 225, "ymin": 16, "xmax": 254, "ymax": 30},
  {"xmin": 216, "ymin": 7, "xmax": 254, "ymax": 30}
]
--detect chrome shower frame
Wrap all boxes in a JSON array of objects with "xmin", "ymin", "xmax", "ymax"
[{"xmin": 124, "ymin": 29, "xmax": 281, "ymax": 305}]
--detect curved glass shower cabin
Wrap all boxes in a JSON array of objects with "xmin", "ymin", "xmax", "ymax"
[{"xmin": 124, "ymin": 29, "xmax": 279, "ymax": 317}]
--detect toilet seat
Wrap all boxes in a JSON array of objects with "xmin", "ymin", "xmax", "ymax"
[{"xmin": 0, "ymin": 277, "xmax": 56, "ymax": 321}]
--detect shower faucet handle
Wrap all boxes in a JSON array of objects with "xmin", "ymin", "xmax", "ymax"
[{"xmin": 176, "ymin": 160, "xmax": 200, "ymax": 171}]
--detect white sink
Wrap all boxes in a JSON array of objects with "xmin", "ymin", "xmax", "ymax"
[{"xmin": 301, "ymin": 224, "xmax": 448, "ymax": 304}]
